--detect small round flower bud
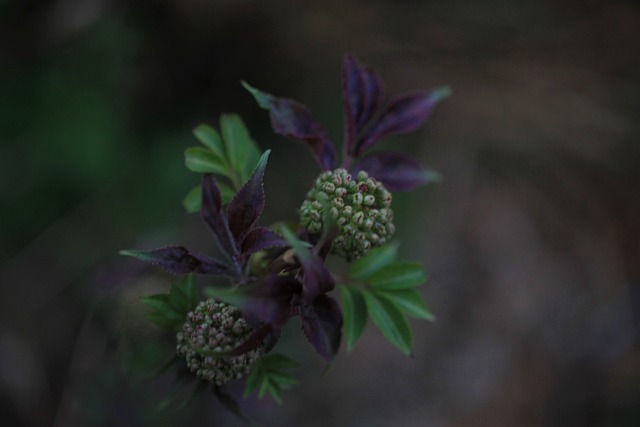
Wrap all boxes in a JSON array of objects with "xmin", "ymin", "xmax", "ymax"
[
  {"xmin": 322, "ymin": 182, "xmax": 336, "ymax": 194},
  {"xmin": 177, "ymin": 299, "xmax": 263, "ymax": 386},
  {"xmin": 299, "ymin": 168, "xmax": 395, "ymax": 261}
]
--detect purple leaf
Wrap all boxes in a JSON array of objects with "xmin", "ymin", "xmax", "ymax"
[
  {"xmin": 240, "ymin": 226, "xmax": 289, "ymax": 257},
  {"xmin": 227, "ymin": 150, "xmax": 270, "ymax": 242},
  {"xmin": 238, "ymin": 275, "xmax": 300, "ymax": 327},
  {"xmin": 342, "ymin": 54, "xmax": 384, "ymax": 156},
  {"xmin": 358, "ymin": 87, "xmax": 450, "ymax": 155},
  {"xmin": 300, "ymin": 255, "xmax": 335, "ymax": 303},
  {"xmin": 201, "ymin": 174, "xmax": 239, "ymax": 259},
  {"xmin": 352, "ymin": 151, "xmax": 442, "ymax": 192},
  {"xmin": 120, "ymin": 246, "xmax": 231, "ymax": 275},
  {"xmin": 243, "ymin": 81, "xmax": 337, "ymax": 170},
  {"xmin": 300, "ymin": 295, "xmax": 343, "ymax": 361}
]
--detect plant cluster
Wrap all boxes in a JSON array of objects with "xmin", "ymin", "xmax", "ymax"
[{"xmin": 121, "ymin": 54, "xmax": 448, "ymax": 410}]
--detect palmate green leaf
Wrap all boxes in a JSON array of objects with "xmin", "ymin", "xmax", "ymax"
[
  {"xmin": 244, "ymin": 353, "xmax": 299, "ymax": 404},
  {"xmin": 145, "ymin": 310, "xmax": 184, "ymax": 329},
  {"xmin": 184, "ymin": 146, "xmax": 230, "ymax": 175},
  {"xmin": 338, "ymin": 285, "xmax": 368, "ymax": 352},
  {"xmin": 349, "ymin": 243, "xmax": 398, "ymax": 280},
  {"xmin": 362, "ymin": 290, "xmax": 412, "ymax": 355},
  {"xmin": 169, "ymin": 282, "xmax": 191, "ymax": 314},
  {"xmin": 375, "ymin": 289, "xmax": 435, "ymax": 321},
  {"xmin": 220, "ymin": 114, "xmax": 261, "ymax": 182},
  {"xmin": 141, "ymin": 276, "xmax": 199, "ymax": 330},
  {"xmin": 193, "ymin": 124, "xmax": 225, "ymax": 158},
  {"xmin": 367, "ymin": 262, "xmax": 427, "ymax": 290}
]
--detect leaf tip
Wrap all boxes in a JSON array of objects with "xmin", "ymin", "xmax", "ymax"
[{"xmin": 430, "ymin": 85, "xmax": 452, "ymax": 103}]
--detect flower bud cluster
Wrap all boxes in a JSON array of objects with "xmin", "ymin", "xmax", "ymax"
[
  {"xmin": 300, "ymin": 168, "xmax": 395, "ymax": 260},
  {"xmin": 176, "ymin": 299, "xmax": 263, "ymax": 386}
]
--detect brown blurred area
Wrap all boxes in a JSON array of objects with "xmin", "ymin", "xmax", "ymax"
[{"xmin": 1, "ymin": 0, "xmax": 639, "ymax": 426}]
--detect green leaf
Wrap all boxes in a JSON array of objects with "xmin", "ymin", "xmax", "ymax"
[
  {"xmin": 145, "ymin": 310, "xmax": 184, "ymax": 329},
  {"xmin": 184, "ymin": 146, "xmax": 230, "ymax": 175},
  {"xmin": 260, "ymin": 353, "xmax": 300, "ymax": 370},
  {"xmin": 362, "ymin": 290, "xmax": 412, "ymax": 355},
  {"xmin": 240, "ymin": 136, "xmax": 262, "ymax": 184},
  {"xmin": 193, "ymin": 124, "xmax": 225, "ymax": 158},
  {"xmin": 368, "ymin": 262, "xmax": 427, "ymax": 290},
  {"xmin": 220, "ymin": 114, "xmax": 258, "ymax": 178},
  {"xmin": 242, "ymin": 80, "xmax": 272, "ymax": 109},
  {"xmin": 182, "ymin": 274, "xmax": 200, "ymax": 309},
  {"xmin": 183, "ymin": 185, "xmax": 202, "ymax": 213},
  {"xmin": 339, "ymin": 285, "xmax": 368, "ymax": 352},
  {"xmin": 243, "ymin": 353, "xmax": 299, "ymax": 403},
  {"xmin": 169, "ymin": 282, "xmax": 191, "ymax": 314},
  {"xmin": 349, "ymin": 243, "xmax": 399, "ymax": 280},
  {"xmin": 141, "ymin": 294, "xmax": 186, "ymax": 329},
  {"xmin": 375, "ymin": 289, "xmax": 435, "ymax": 321},
  {"xmin": 141, "ymin": 294, "xmax": 174, "ymax": 313}
]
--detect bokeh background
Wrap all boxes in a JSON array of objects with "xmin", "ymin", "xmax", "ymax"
[{"xmin": 1, "ymin": 0, "xmax": 639, "ymax": 426}]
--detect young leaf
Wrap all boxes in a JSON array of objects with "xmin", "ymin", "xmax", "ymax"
[
  {"xmin": 240, "ymin": 226, "xmax": 288, "ymax": 258},
  {"xmin": 120, "ymin": 246, "xmax": 231, "ymax": 276},
  {"xmin": 169, "ymin": 282, "xmax": 191, "ymax": 314},
  {"xmin": 204, "ymin": 275, "xmax": 299, "ymax": 327},
  {"xmin": 244, "ymin": 353, "xmax": 300, "ymax": 403},
  {"xmin": 338, "ymin": 285, "xmax": 368, "ymax": 352},
  {"xmin": 349, "ymin": 243, "xmax": 398, "ymax": 280},
  {"xmin": 242, "ymin": 81, "xmax": 337, "ymax": 171},
  {"xmin": 300, "ymin": 295, "xmax": 343, "ymax": 361},
  {"xmin": 184, "ymin": 147, "xmax": 230, "ymax": 176},
  {"xmin": 342, "ymin": 54, "xmax": 384, "ymax": 157},
  {"xmin": 368, "ymin": 262, "xmax": 427, "ymax": 290},
  {"xmin": 359, "ymin": 86, "xmax": 451, "ymax": 154},
  {"xmin": 226, "ymin": 150, "xmax": 270, "ymax": 242},
  {"xmin": 193, "ymin": 124, "xmax": 225, "ymax": 158},
  {"xmin": 183, "ymin": 185, "xmax": 202, "ymax": 214},
  {"xmin": 374, "ymin": 288, "xmax": 435, "ymax": 321},
  {"xmin": 362, "ymin": 290, "xmax": 412, "ymax": 355},
  {"xmin": 141, "ymin": 294, "xmax": 185, "ymax": 329},
  {"xmin": 201, "ymin": 175, "xmax": 239, "ymax": 260},
  {"xmin": 181, "ymin": 274, "xmax": 200, "ymax": 309},
  {"xmin": 352, "ymin": 151, "xmax": 442, "ymax": 192},
  {"xmin": 220, "ymin": 114, "xmax": 259, "ymax": 178}
]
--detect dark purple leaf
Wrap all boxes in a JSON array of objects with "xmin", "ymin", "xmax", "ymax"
[
  {"xmin": 238, "ymin": 275, "xmax": 301, "ymax": 327},
  {"xmin": 300, "ymin": 255, "xmax": 335, "ymax": 303},
  {"xmin": 227, "ymin": 151, "xmax": 270, "ymax": 242},
  {"xmin": 300, "ymin": 295, "xmax": 343, "ymax": 361},
  {"xmin": 240, "ymin": 226, "xmax": 289, "ymax": 257},
  {"xmin": 358, "ymin": 87, "xmax": 450, "ymax": 155},
  {"xmin": 201, "ymin": 174, "xmax": 239, "ymax": 259},
  {"xmin": 120, "ymin": 246, "xmax": 231, "ymax": 275},
  {"xmin": 243, "ymin": 82, "xmax": 336, "ymax": 170},
  {"xmin": 352, "ymin": 151, "xmax": 442, "ymax": 192},
  {"xmin": 342, "ymin": 54, "xmax": 384, "ymax": 156}
]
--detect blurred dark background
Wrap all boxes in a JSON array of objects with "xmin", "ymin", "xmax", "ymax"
[{"xmin": 1, "ymin": 0, "xmax": 639, "ymax": 426}]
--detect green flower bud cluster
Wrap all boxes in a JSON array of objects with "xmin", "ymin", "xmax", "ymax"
[
  {"xmin": 300, "ymin": 168, "xmax": 395, "ymax": 260},
  {"xmin": 176, "ymin": 299, "xmax": 263, "ymax": 386}
]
